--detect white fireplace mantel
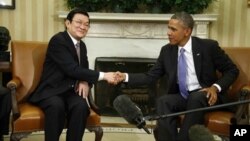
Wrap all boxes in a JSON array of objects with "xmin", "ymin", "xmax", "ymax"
[
  {"xmin": 58, "ymin": 12, "xmax": 218, "ymax": 39},
  {"xmin": 58, "ymin": 11, "xmax": 217, "ymax": 22}
]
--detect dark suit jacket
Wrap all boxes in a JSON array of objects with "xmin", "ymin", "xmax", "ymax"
[
  {"xmin": 127, "ymin": 36, "xmax": 239, "ymax": 103},
  {"xmin": 29, "ymin": 31, "xmax": 99, "ymax": 103}
]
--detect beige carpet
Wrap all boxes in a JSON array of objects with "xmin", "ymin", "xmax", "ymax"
[
  {"xmin": 3, "ymin": 131, "xmax": 223, "ymax": 141},
  {"xmin": 3, "ymin": 116, "xmax": 155, "ymax": 141},
  {"xmin": 3, "ymin": 130, "xmax": 155, "ymax": 141},
  {"xmin": 3, "ymin": 116, "xmax": 222, "ymax": 141}
]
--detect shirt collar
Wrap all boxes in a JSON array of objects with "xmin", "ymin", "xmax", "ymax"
[
  {"xmin": 67, "ymin": 31, "xmax": 79, "ymax": 46},
  {"xmin": 178, "ymin": 37, "xmax": 192, "ymax": 53}
]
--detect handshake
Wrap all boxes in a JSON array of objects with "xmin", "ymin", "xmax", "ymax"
[{"xmin": 103, "ymin": 71, "xmax": 126, "ymax": 85}]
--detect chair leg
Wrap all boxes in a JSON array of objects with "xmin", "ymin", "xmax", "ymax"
[
  {"xmin": 87, "ymin": 126, "xmax": 103, "ymax": 141},
  {"xmin": 10, "ymin": 132, "xmax": 31, "ymax": 141}
]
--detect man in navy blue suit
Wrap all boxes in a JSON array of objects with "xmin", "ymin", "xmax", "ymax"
[{"xmin": 116, "ymin": 12, "xmax": 239, "ymax": 141}]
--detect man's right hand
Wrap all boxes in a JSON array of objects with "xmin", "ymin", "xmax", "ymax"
[
  {"xmin": 103, "ymin": 72, "xmax": 117, "ymax": 85},
  {"xmin": 115, "ymin": 71, "xmax": 126, "ymax": 83},
  {"xmin": 103, "ymin": 71, "xmax": 126, "ymax": 85}
]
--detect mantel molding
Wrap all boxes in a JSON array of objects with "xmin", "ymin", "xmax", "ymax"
[
  {"xmin": 58, "ymin": 11, "xmax": 218, "ymax": 22},
  {"xmin": 58, "ymin": 11, "xmax": 218, "ymax": 39}
]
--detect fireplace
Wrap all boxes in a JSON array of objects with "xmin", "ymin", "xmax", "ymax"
[{"xmin": 94, "ymin": 57, "xmax": 167, "ymax": 117}]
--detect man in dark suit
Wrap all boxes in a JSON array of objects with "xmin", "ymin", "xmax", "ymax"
[
  {"xmin": 116, "ymin": 12, "xmax": 239, "ymax": 141},
  {"xmin": 0, "ymin": 86, "xmax": 11, "ymax": 141},
  {"xmin": 0, "ymin": 26, "xmax": 12, "ymax": 141},
  {"xmin": 29, "ymin": 8, "xmax": 117, "ymax": 141}
]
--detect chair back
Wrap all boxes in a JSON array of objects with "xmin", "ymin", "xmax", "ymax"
[
  {"xmin": 224, "ymin": 47, "xmax": 250, "ymax": 100},
  {"xmin": 11, "ymin": 40, "xmax": 48, "ymax": 103}
]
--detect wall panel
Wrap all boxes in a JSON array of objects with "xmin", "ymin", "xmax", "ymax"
[
  {"xmin": 0, "ymin": 0, "xmax": 66, "ymax": 42},
  {"xmin": 0, "ymin": 0, "xmax": 249, "ymax": 47}
]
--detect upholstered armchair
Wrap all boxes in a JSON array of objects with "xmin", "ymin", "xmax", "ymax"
[
  {"xmin": 7, "ymin": 41, "xmax": 103, "ymax": 141},
  {"xmin": 204, "ymin": 47, "xmax": 250, "ymax": 137}
]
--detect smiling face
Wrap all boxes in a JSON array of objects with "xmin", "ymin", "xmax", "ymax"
[
  {"xmin": 65, "ymin": 13, "xmax": 90, "ymax": 41},
  {"xmin": 167, "ymin": 19, "xmax": 192, "ymax": 47}
]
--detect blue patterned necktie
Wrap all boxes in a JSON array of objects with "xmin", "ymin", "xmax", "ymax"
[{"xmin": 178, "ymin": 48, "xmax": 188, "ymax": 99}]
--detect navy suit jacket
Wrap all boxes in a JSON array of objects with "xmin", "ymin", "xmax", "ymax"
[
  {"xmin": 127, "ymin": 36, "xmax": 239, "ymax": 103},
  {"xmin": 29, "ymin": 31, "xmax": 99, "ymax": 103}
]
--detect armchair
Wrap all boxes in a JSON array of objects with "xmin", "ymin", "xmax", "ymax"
[
  {"xmin": 153, "ymin": 47, "xmax": 250, "ymax": 140},
  {"xmin": 204, "ymin": 47, "xmax": 250, "ymax": 137},
  {"xmin": 7, "ymin": 40, "xmax": 103, "ymax": 141}
]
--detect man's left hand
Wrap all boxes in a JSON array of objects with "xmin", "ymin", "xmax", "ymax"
[
  {"xmin": 75, "ymin": 81, "xmax": 89, "ymax": 99},
  {"xmin": 200, "ymin": 85, "xmax": 218, "ymax": 106}
]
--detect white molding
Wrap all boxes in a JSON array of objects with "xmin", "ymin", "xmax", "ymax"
[
  {"xmin": 58, "ymin": 11, "xmax": 217, "ymax": 39},
  {"xmin": 58, "ymin": 11, "xmax": 218, "ymax": 22}
]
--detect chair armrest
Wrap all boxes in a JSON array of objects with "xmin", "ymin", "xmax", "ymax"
[
  {"xmin": 7, "ymin": 77, "xmax": 22, "ymax": 89},
  {"xmin": 7, "ymin": 77, "xmax": 22, "ymax": 120},
  {"xmin": 233, "ymin": 85, "xmax": 250, "ymax": 124},
  {"xmin": 88, "ymin": 91, "xmax": 100, "ymax": 115}
]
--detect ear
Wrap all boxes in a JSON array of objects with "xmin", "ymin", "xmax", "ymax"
[
  {"xmin": 65, "ymin": 20, "xmax": 70, "ymax": 27},
  {"xmin": 184, "ymin": 28, "xmax": 192, "ymax": 36}
]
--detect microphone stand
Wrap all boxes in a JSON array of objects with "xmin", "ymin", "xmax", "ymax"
[
  {"xmin": 144, "ymin": 99, "xmax": 250, "ymax": 121},
  {"xmin": 135, "ymin": 117, "xmax": 151, "ymax": 134}
]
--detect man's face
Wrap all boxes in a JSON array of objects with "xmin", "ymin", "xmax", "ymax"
[
  {"xmin": 0, "ymin": 27, "xmax": 11, "ymax": 48},
  {"xmin": 65, "ymin": 13, "xmax": 90, "ymax": 41},
  {"xmin": 167, "ymin": 19, "xmax": 191, "ymax": 47}
]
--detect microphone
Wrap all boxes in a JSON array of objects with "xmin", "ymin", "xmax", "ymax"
[{"xmin": 113, "ymin": 95, "xmax": 151, "ymax": 134}]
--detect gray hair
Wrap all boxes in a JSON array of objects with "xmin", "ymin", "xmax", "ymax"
[{"xmin": 171, "ymin": 12, "xmax": 194, "ymax": 30}]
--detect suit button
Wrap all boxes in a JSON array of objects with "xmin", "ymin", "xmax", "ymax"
[{"xmin": 71, "ymin": 85, "xmax": 74, "ymax": 88}]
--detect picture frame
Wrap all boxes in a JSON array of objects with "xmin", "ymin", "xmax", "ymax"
[{"xmin": 0, "ymin": 0, "xmax": 15, "ymax": 9}]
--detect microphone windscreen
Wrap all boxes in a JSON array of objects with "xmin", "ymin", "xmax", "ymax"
[
  {"xmin": 189, "ymin": 124, "xmax": 215, "ymax": 141},
  {"xmin": 113, "ymin": 94, "xmax": 143, "ymax": 125}
]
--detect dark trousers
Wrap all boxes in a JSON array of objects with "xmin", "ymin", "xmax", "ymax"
[
  {"xmin": 0, "ymin": 86, "xmax": 11, "ymax": 136},
  {"xmin": 37, "ymin": 90, "xmax": 90, "ymax": 141},
  {"xmin": 155, "ymin": 91, "xmax": 208, "ymax": 141}
]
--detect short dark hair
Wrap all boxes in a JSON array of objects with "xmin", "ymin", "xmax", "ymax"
[
  {"xmin": 171, "ymin": 11, "xmax": 194, "ymax": 30},
  {"xmin": 66, "ymin": 8, "xmax": 89, "ymax": 22},
  {"xmin": 0, "ymin": 26, "xmax": 11, "ymax": 51}
]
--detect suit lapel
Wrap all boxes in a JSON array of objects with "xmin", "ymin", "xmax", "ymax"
[
  {"xmin": 63, "ymin": 31, "xmax": 80, "ymax": 63},
  {"xmin": 192, "ymin": 38, "xmax": 202, "ymax": 80},
  {"xmin": 168, "ymin": 45, "xmax": 178, "ymax": 85},
  {"xmin": 79, "ymin": 41, "xmax": 85, "ymax": 66},
  {"xmin": 172, "ymin": 45, "xmax": 178, "ymax": 75},
  {"xmin": 79, "ymin": 41, "xmax": 89, "ymax": 68}
]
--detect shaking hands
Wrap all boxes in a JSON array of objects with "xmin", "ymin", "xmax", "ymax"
[{"xmin": 103, "ymin": 71, "xmax": 126, "ymax": 85}]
